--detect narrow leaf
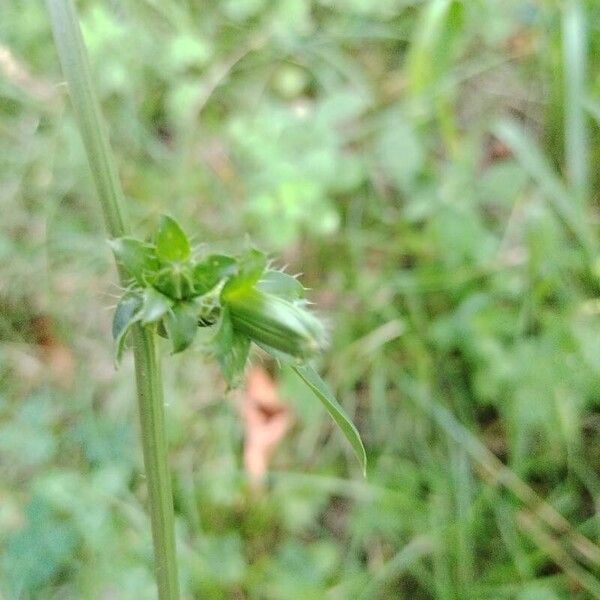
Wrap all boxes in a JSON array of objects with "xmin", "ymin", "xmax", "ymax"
[
  {"xmin": 112, "ymin": 295, "xmax": 142, "ymax": 363},
  {"xmin": 292, "ymin": 364, "xmax": 367, "ymax": 476},
  {"xmin": 494, "ymin": 119, "xmax": 595, "ymax": 255},
  {"xmin": 155, "ymin": 215, "xmax": 190, "ymax": 262},
  {"xmin": 406, "ymin": 0, "xmax": 456, "ymax": 94},
  {"xmin": 255, "ymin": 341, "xmax": 295, "ymax": 364},
  {"xmin": 562, "ymin": 0, "xmax": 589, "ymax": 202}
]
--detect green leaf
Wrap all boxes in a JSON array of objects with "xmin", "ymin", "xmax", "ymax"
[
  {"xmin": 213, "ymin": 308, "xmax": 251, "ymax": 387},
  {"xmin": 240, "ymin": 248, "xmax": 268, "ymax": 282},
  {"xmin": 155, "ymin": 214, "xmax": 191, "ymax": 262},
  {"xmin": 152, "ymin": 264, "xmax": 195, "ymax": 300},
  {"xmin": 193, "ymin": 254, "xmax": 237, "ymax": 295},
  {"xmin": 215, "ymin": 306, "xmax": 233, "ymax": 348},
  {"xmin": 164, "ymin": 302, "xmax": 198, "ymax": 353},
  {"xmin": 108, "ymin": 237, "xmax": 158, "ymax": 284},
  {"xmin": 257, "ymin": 270, "xmax": 304, "ymax": 301},
  {"xmin": 138, "ymin": 288, "xmax": 173, "ymax": 324},
  {"xmin": 292, "ymin": 364, "xmax": 367, "ymax": 476},
  {"xmin": 112, "ymin": 295, "xmax": 142, "ymax": 363},
  {"xmin": 224, "ymin": 249, "xmax": 267, "ymax": 294}
]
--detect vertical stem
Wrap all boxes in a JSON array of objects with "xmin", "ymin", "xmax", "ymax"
[
  {"xmin": 45, "ymin": 1, "xmax": 180, "ymax": 598},
  {"xmin": 45, "ymin": 0, "xmax": 127, "ymax": 240},
  {"xmin": 132, "ymin": 326, "xmax": 180, "ymax": 599}
]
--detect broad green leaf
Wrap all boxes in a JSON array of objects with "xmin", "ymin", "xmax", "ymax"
[
  {"xmin": 257, "ymin": 270, "xmax": 304, "ymax": 301},
  {"xmin": 292, "ymin": 364, "xmax": 367, "ymax": 476},
  {"xmin": 193, "ymin": 254, "xmax": 237, "ymax": 295},
  {"xmin": 155, "ymin": 214, "xmax": 191, "ymax": 262},
  {"xmin": 108, "ymin": 237, "xmax": 158, "ymax": 284},
  {"xmin": 164, "ymin": 302, "xmax": 198, "ymax": 354},
  {"xmin": 138, "ymin": 287, "xmax": 173, "ymax": 324},
  {"xmin": 112, "ymin": 295, "xmax": 142, "ymax": 363}
]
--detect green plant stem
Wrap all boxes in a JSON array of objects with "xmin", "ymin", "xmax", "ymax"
[
  {"xmin": 45, "ymin": 1, "xmax": 180, "ymax": 598},
  {"xmin": 132, "ymin": 325, "xmax": 179, "ymax": 599}
]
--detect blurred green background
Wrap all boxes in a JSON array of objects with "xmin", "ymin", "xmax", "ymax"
[{"xmin": 2, "ymin": 0, "xmax": 600, "ymax": 598}]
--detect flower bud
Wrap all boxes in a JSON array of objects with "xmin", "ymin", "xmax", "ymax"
[
  {"xmin": 151, "ymin": 264, "xmax": 195, "ymax": 300},
  {"xmin": 222, "ymin": 286, "xmax": 327, "ymax": 359}
]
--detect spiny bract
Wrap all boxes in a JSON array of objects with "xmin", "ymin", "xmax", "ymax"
[{"xmin": 110, "ymin": 214, "xmax": 327, "ymax": 386}]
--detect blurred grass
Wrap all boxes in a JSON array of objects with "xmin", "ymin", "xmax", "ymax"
[{"xmin": 1, "ymin": 1, "xmax": 600, "ymax": 598}]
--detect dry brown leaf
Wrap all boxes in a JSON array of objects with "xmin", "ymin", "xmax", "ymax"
[
  {"xmin": 31, "ymin": 315, "xmax": 75, "ymax": 389},
  {"xmin": 242, "ymin": 366, "xmax": 292, "ymax": 490}
]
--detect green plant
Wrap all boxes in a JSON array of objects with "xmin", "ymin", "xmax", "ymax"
[
  {"xmin": 110, "ymin": 218, "xmax": 327, "ymax": 367},
  {"xmin": 4, "ymin": 0, "xmax": 600, "ymax": 597},
  {"xmin": 45, "ymin": 1, "xmax": 365, "ymax": 598}
]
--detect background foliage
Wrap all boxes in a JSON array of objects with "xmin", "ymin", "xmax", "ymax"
[{"xmin": 2, "ymin": 0, "xmax": 600, "ymax": 597}]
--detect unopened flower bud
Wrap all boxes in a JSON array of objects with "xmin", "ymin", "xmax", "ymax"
[{"xmin": 222, "ymin": 286, "xmax": 327, "ymax": 359}]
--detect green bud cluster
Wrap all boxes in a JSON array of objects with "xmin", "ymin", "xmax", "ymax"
[
  {"xmin": 109, "ymin": 214, "xmax": 365, "ymax": 473},
  {"xmin": 110, "ymin": 214, "xmax": 327, "ymax": 385}
]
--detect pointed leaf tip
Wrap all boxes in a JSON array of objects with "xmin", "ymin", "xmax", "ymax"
[
  {"xmin": 155, "ymin": 215, "xmax": 191, "ymax": 262},
  {"xmin": 292, "ymin": 364, "xmax": 367, "ymax": 476},
  {"xmin": 257, "ymin": 270, "xmax": 305, "ymax": 301},
  {"xmin": 109, "ymin": 237, "xmax": 158, "ymax": 284}
]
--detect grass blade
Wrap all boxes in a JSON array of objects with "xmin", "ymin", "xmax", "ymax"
[
  {"xmin": 402, "ymin": 379, "xmax": 600, "ymax": 572},
  {"xmin": 517, "ymin": 511, "xmax": 600, "ymax": 599},
  {"xmin": 562, "ymin": 0, "xmax": 589, "ymax": 203},
  {"xmin": 493, "ymin": 119, "xmax": 595, "ymax": 256}
]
